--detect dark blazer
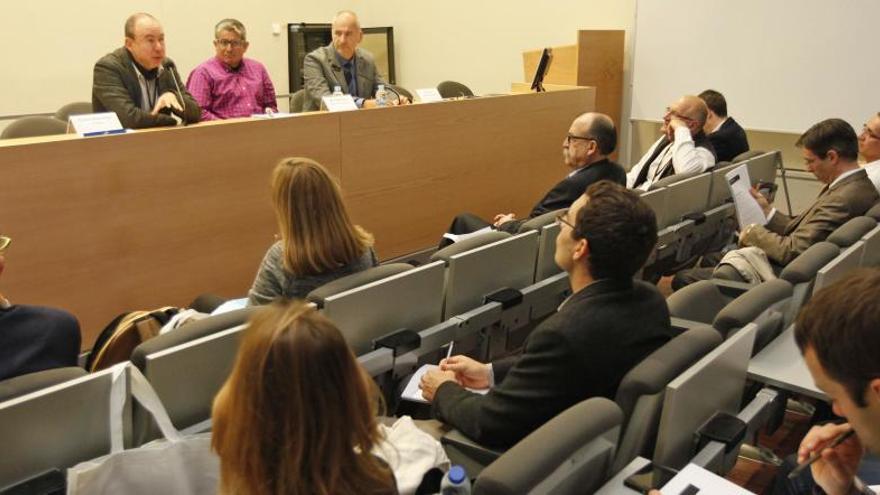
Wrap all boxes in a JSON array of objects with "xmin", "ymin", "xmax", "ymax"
[
  {"xmin": 0, "ymin": 305, "xmax": 81, "ymax": 381},
  {"xmin": 431, "ymin": 278, "xmax": 676, "ymax": 449},
  {"xmin": 92, "ymin": 47, "xmax": 200, "ymax": 129},
  {"xmin": 741, "ymin": 169, "xmax": 879, "ymax": 265},
  {"xmin": 529, "ymin": 158, "xmax": 626, "ymax": 217},
  {"xmin": 708, "ymin": 117, "xmax": 750, "ymax": 163},
  {"xmin": 302, "ymin": 44, "xmax": 384, "ymax": 111}
]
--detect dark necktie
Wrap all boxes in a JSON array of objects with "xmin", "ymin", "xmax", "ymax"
[{"xmin": 342, "ymin": 61, "xmax": 357, "ymax": 97}]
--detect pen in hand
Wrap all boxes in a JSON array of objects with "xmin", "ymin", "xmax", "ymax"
[
  {"xmin": 445, "ymin": 341, "xmax": 454, "ymax": 362},
  {"xmin": 788, "ymin": 428, "xmax": 856, "ymax": 479}
]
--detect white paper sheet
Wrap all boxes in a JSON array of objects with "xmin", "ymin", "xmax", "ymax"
[
  {"xmin": 415, "ymin": 88, "xmax": 444, "ymax": 103},
  {"xmin": 661, "ymin": 463, "xmax": 755, "ymax": 494},
  {"xmin": 725, "ymin": 164, "xmax": 768, "ymax": 228},
  {"xmin": 321, "ymin": 94, "xmax": 358, "ymax": 112},
  {"xmin": 441, "ymin": 226, "xmax": 494, "ymax": 244},
  {"xmin": 401, "ymin": 364, "xmax": 489, "ymax": 403}
]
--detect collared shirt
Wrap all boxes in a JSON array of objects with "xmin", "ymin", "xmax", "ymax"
[
  {"xmin": 765, "ymin": 167, "xmax": 865, "ymax": 222},
  {"xmin": 334, "ymin": 50, "xmax": 358, "ymax": 96},
  {"xmin": 863, "ymin": 159, "xmax": 880, "ymax": 192},
  {"xmin": 710, "ymin": 117, "xmax": 729, "ymax": 134},
  {"xmin": 186, "ymin": 57, "xmax": 277, "ymax": 120},
  {"xmin": 627, "ymin": 126, "xmax": 716, "ymax": 191},
  {"xmin": 132, "ymin": 63, "xmax": 162, "ymax": 112}
]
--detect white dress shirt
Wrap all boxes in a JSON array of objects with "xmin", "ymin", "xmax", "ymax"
[
  {"xmin": 864, "ymin": 159, "xmax": 880, "ymax": 193},
  {"xmin": 626, "ymin": 126, "xmax": 716, "ymax": 191}
]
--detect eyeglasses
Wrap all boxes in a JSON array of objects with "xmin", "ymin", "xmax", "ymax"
[
  {"xmin": 565, "ymin": 134, "xmax": 596, "ymax": 144},
  {"xmin": 555, "ymin": 211, "xmax": 575, "ymax": 229},
  {"xmin": 664, "ymin": 107, "xmax": 696, "ymax": 123},
  {"xmin": 0, "ymin": 236, "xmax": 10, "ymax": 253},
  {"xmin": 862, "ymin": 125, "xmax": 880, "ymax": 140},
  {"xmin": 216, "ymin": 39, "xmax": 246, "ymax": 49}
]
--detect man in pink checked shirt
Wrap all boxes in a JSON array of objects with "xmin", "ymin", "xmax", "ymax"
[{"xmin": 186, "ymin": 18, "xmax": 278, "ymax": 120}]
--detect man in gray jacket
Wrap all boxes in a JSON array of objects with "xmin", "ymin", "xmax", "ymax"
[
  {"xmin": 302, "ymin": 11, "xmax": 406, "ymax": 111},
  {"xmin": 92, "ymin": 13, "xmax": 200, "ymax": 129}
]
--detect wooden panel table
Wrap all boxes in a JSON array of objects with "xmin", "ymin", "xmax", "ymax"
[{"xmin": 0, "ymin": 88, "xmax": 594, "ymax": 347}]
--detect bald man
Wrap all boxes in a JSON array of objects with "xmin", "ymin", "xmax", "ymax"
[
  {"xmin": 441, "ymin": 112, "xmax": 625, "ymax": 243},
  {"xmin": 93, "ymin": 13, "xmax": 200, "ymax": 128},
  {"xmin": 627, "ymin": 95, "xmax": 717, "ymax": 191},
  {"xmin": 302, "ymin": 11, "xmax": 394, "ymax": 111}
]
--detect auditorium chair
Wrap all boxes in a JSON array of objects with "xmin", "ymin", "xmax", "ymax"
[
  {"xmin": 54, "ymin": 101, "xmax": 93, "ymax": 122},
  {"xmin": 472, "ymin": 398, "xmax": 624, "ymax": 495},
  {"xmin": 826, "ymin": 216, "xmax": 877, "ymax": 248},
  {"xmin": 0, "ymin": 116, "xmax": 67, "ymax": 139},
  {"xmin": 0, "ymin": 367, "xmax": 87, "ymax": 403},
  {"xmin": 611, "ymin": 326, "xmax": 722, "ymax": 473},
  {"xmin": 437, "ymin": 80, "xmax": 474, "ymax": 98},
  {"xmin": 865, "ymin": 203, "xmax": 880, "ymax": 222},
  {"xmin": 289, "ymin": 89, "xmax": 305, "ymax": 113},
  {"xmin": 777, "ymin": 241, "xmax": 840, "ymax": 325},
  {"xmin": 517, "ymin": 209, "xmax": 564, "ymax": 282},
  {"xmin": 732, "ymin": 149, "xmax": 766, "ymax": 163},
  {"xmin": 386, "ymin": 83, "xmax": 414, "ymax": 102},
  {"xmin": 647, "ymin": 170, "xmax": 701, "ymax": 190},
  {"xmin": 307, "ymin": 263, "xmax": 413, "ymax": 308}
]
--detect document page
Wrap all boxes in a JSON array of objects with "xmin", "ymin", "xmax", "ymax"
[
  {"xmin": 725, "ymin": 164, "xmax": 768, "ymax": 228},
  {"xmin": 661, "ymin": 463, "xmax": 755, "ymax": 494},
  {"xmin": 401, "ymin": 364, "xmax": 489, "ymax": 403}
]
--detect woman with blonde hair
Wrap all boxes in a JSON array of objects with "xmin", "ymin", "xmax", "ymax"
[
  {"xmin": 248, "ymin": 157, "xmax": 377, "ymax": 305},
  {"xmin": 212, "ymin": 300, "xmax": 397, "ymax": 495}
]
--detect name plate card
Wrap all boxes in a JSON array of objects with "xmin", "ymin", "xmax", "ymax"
[
  {"xmin": 415, "ymin": 88, "xmax": 444, "ymax": 103},
  {"xmin": 69, "ymin": 112, "xmax": 125, "ymax": 137},
  {"xmin": 322, "ymin": 94, "xmax": 358, "ymax": 112}
]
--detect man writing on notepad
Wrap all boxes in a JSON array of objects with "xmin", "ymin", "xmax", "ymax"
[{"xmin": 419, "ymin": 181, "xmax": 676, "ymax": 449}]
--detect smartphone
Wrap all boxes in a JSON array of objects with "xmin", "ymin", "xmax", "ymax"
[
  {"xmin": 756, "ymin": 181, "xmax": 777, "ymax": 201},
  {"xmin": 623, "ymin": 462, "xmax": 679, "ymax": 493}
]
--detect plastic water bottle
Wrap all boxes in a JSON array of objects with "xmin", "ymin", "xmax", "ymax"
[
  {"xmin": 375, "ymin": 84, "xmax": 387, "ymax": 107},
  {"xmin": 440, "ymin": 465, "xmax": 471, "ymax": 494},
  {"xmin": 332, "ymin": 85, "xmax": 343, "ymax": 96}
]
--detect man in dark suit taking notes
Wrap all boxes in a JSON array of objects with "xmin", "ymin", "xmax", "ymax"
[{"xmin": 420, "ymin": 181, "xmax": 676, "ymax": 449}]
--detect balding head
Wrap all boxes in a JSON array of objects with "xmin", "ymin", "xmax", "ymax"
[
  {"xmin": 124, "ymin": 13, "xmax": 158, "ymax": 39},
  {"xmin": 123, "ymin": 13, "xmax": 165, "ymax": 70},
  {"xmin": 564, "ymin": 112, "xmax": 616, "ymax": 169},
  {"xmin": 663, "ymin": 95, "xmax": 709, "ymax": 139},
  {"xmin": 331, "ymin": 10, "xmax": 363, "ymax": 59}
]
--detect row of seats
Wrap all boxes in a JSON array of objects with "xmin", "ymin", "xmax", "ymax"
[{"xmin": 0, "ymin": 102, "xmax": 93, "ymax": 140}]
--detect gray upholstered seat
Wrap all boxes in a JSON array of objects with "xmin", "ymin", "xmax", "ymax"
[
  {"xmin": 865, "ymin": 203, "xmax": 880, "ymax": 222},
  {"xmin": 386, "ymin": 84, "xmax": 413, "ymax": 102},
  {"xmin": 612, "ymin": 326, "xmax": 722, "ymax": 473},
  {"xmin": 473, "ymin": 398, "xmax": 623, "ymax": 495},
  {"xmin": 713, "ymin": 279, "xmax": 791, "ymax": 352},
  {"xmin": 778, "ymin": 241, "xmax": 840, "ymax": 325},
  {"xmin": 54, "ymin": 102, "xmax": 93, "ymax": 121},
  {"xmin": 732, "ymin": 149, "xmax": 765, "ymax": 162},
  {"xmin": 306, "ymin": 263, "xmax": 412, "ymax": 307},
  {"xmin": 0, "ymin": 367, "xmax": 87, "ymax": 403},
  {"xmin": 826, "ymin": 216, "xmax": 878, "ymax": 248},
  {"xmin": 648, "ymin": 170, "xmax": 701, "ymax": 190},
  {"xmin": 437, "ymin": 80, "xmax": 474, "ymax": 98},
  {"xmin": 0, "ymin": 116, "xmax": 67, "ymax": 139},
  {"xmin": 667, "ymin": 280, "xmax": 730, "ymax": 325},
  {"xmin": 516, "ymin": 209, "xmax": 562, "ymax": 233},
  {"xmin": 289, "ymin": 89, "xmax": 305, "ymax": 113},
  {"xmin": 430, "ymin": 231, "xmax": 511, "ymax": 263}
]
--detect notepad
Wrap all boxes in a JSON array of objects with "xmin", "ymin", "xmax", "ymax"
[
  {"xmin": 401, "ymin": 364, "xmax": 490, "ymax": 403},
  {"xmin": 661, "ymin": 464, "xmax": 755, "ymax": 494}
]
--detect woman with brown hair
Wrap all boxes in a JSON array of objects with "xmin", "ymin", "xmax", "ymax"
[
  {"xmin": 211, "ymin": 300, "xmax": 397, "ymax": 495},
  {"xmin": 248, "ymin": 157, "xmax": 377, "ymax": 305}
]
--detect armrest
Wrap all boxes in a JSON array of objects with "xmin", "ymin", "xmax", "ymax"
[
  {"xmin": 670, "ymin": 316, "xmax": 712, "ymax": 332},
  {"xmin": 441, "ymin": 429, "xmax": 504, "ymax": 467},
  {"xmin": 709, "ymin": 278, "xmax": 755, "ymax": 297}
]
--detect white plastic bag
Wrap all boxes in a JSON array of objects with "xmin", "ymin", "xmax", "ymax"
[
  {"xmin": 373, "ymin": 416, "xmax": 450, "ymax": 495},
  {"xmin": 66, "ymin": 365, "xmax": 219, "ymax": 494}
]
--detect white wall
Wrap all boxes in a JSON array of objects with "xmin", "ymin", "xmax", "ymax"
[{"xmin": 3, "ymin": 1, "xmax": 636, "ymax": 115}]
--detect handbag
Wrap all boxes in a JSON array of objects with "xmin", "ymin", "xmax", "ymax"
[{"xmin": 66, "ymin": 365, "xmax": 219, "ymax": 494}]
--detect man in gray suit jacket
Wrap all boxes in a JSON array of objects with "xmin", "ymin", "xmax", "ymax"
[
  {"xmin": 419, "ymin": 181, "xmax": 676, "ymax": 449},
  {"xmin": 303, "ymin": 11, "xmax": 405, "ymax": 111}
]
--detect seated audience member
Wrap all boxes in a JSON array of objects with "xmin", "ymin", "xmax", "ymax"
[
  {"xmin": 699, "ymin": 89, "xmax": 750, "ymax": 162},
  {"xmin": 419, "ymin": 181, "xmax": 677, "ymax": 449},
  {"xmin": 784, "ymin": 269, "xmax": 880, "ymax": 495},
  {"xmin": 627, "ymin": 95, "xmax": 716, "ymax": 191},
  {"xmin": 186, "ymin": 19, "xmax": 277, "ymax": 120},
  {"xmin": 212, "ymin": 300, "xmax": 397, "ymax": 495},
  {"xmin": 442, "ymin": 112, "xmax": 625, "ymax": 242},
  {"xmin": 247, "ymin": 157, "xmax": 378, "ymax": 305},
  {"xmin": 92, "ymin": 13, "xmax": 200, "ymax": 129},
  {"xmin": 861, "ymin": 112, "xmax": 880, "ymax": 192},
  {"xmin": 302, "ymin": 11, "xmax": 408, "ymax": 111},
  {"xmin": 0, "ymin": 250, "xmax": 81, "ymax": 381},
  {"xmin": 673, "ymin": 118, "xmax": 880, "ymax": 289}
]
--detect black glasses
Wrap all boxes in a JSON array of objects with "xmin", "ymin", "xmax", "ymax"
[
  {"xmin": 565, "ymin": 134, "xmax": 595, "ymax": 144},
  {"xmin": 664, "ymin": 107, "xmax": 696, "ymax": 123},
  {"xmin": 216, "ymin": 39, "xmax": 246, "ymax": 49},
  {"xmin": 555, "ymin": 211, "xmax": 575, "ymax": 229}
]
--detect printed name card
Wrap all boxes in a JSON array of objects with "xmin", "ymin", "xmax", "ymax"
[
  {"xmin": 415, "ymin": 88, "xmax": 444, "ymax": 103},
  {"xmin": 69, "ymin": 113, "xmax": 125, "ymax": 137},
  {"xmin": 321, "ymin": 94, "xmax": 358, "ymax": 112}
]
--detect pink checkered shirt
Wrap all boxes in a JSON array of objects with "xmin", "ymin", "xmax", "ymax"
[{"xmin": 186, "ymin": 57, "xmax": 277, "ymax": 120}]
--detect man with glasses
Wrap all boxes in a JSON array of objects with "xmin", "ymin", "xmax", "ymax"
[
  {"xmin": 627, "ymin": 95, "xmax": 716, "ymax": 191},
  {"xmin": 860, "ymin": 113, "xmax": 880, "ymax": 192},
  {"xmin": 93, "ymin": 13, "xmax": 200, "ymax": 129},
  {"xmin": 0, "ymin": 237, "xmax": 81, "ymax": 381},
  {"xmin": 186, "ymin": 19, "xmax": 277, "ymax": 120},
  {"xmin": 419, "ymin": 181, "xmax": 676, "ymax": 448},
  {"xmin": 302, "ymin": 11, "xmax": 405, "ymax": 111},
  {"xmin": 439, "ymin": 112, "xmax": 624, "ymax": 245}
]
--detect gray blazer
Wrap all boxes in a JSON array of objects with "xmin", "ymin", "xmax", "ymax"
[{"xmin": 302, "ymin": 44, "xmax": 385, "ymax": 111}]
